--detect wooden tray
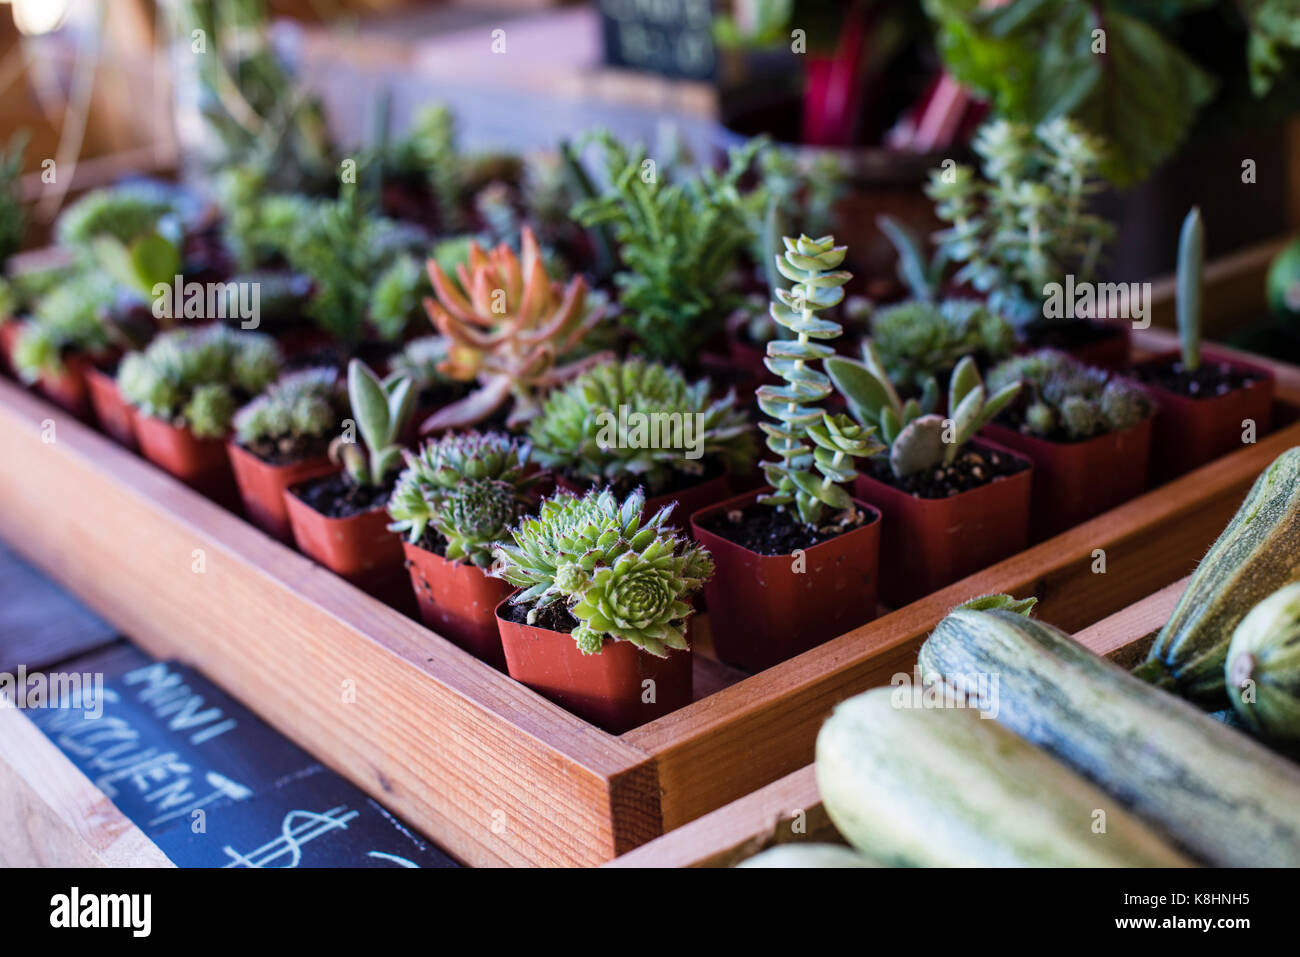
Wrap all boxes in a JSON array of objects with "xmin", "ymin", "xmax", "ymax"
[
  {"xmin": 2, "ymin": 241, "xmax": 1296, "ymax": 866},
  {"xmin": 604, "ymin": 579, "xmax": 1190, "ymax": 868}
]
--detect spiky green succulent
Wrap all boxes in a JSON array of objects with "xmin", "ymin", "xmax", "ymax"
[
  {"xmin": 387, "ymin": 431, "xmax": 539, "ymax": 567},
  {"xmin": 55, "ymin": 186, "xmax": 176, "ymax": 251},
  {"xmin": 986, "ymin": 349, "xmax": 1152, "ymax": 441},
  {"xmin": 12, "ymin": 271, "xmax": 117, "ymax": 381},
  {"xmin": 369, "ymin": 254, "xmax": 430, "ymax": 341},
  {"xmin": 870, "ymin": 298, "xmax": 1014, "ymax": 391},
  {"xmin": 492, "ymin": 488, "xmax": 712, "ymax": 656},
  {"xmin": 527, "ymin": 358, "xmax": 755, "ymax": 494},
  {"xmin": 234, "ymin": 366, "xmax": 346, "ymax": 448},
  {"xmin": 117, "ymin": 325, "xmax": 282, "ymax": 438}
]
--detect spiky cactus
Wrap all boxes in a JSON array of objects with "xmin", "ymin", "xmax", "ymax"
[
  {"xmin": 758, "ymin": 234, "xmax": 882, "ymax": 526},
  {"xmin": 527, "ymin": 357, "xmax": 755, "ymax": 495},
  {"xmin": 387, "ymin": 431, "xmax": 539, "ymax": 567},
  {"xmin": 491, "ymin": 488, "xmax": 712, "ymax": 656},
  {"xmin": 1177, "ymin": 206, "xmax": 1203, "ymax": 372},
  {"xmin": 986, "ymin": 350, "xmax": 1151, "ymax": 441}
]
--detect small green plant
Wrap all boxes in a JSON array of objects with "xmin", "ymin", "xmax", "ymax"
[
  {"xmin": 1176, "ymin": 206, "xmax": 1204, "ymax": 372},
  {"xmin": 926, "ymin": 117, "xmax": 1113, "ymax": 325},
  {"xmin": 329, "ymin": 359, "xmax": 415, "ymax": 488},
  {"xmin": 527, "ymin": 357, "xmax": 755, "ymax": 496},
  {"xmin": 986, "ymin": 350, "xmax": 1152, "ymax": 441},
  {"xmin": 759, "ymin": 234, "xmax": 883, "ymax": 527},
  {"xmin": 369, "ymin": 254, "xmax": 430, "ymax": 342},
  {"xmin": 117, "ymin": 325, "xmax": 282, "ymax": 438},
  {"xmin": 233, "ymin": 366, "xmax": 347, "ymax": 457},
  {"xmin": 386, "ymin": 335, "xmax": 461, "ymax": 397},
  {"xmin": 829, "ymin": 348, "xmax": 1020, "ymax": 479},
  {"xmin": 55, "ymin": 186, "xmax": 181, "ymax": 299},
  {"xmin": 877, "ymin": 214, "xmax": 949, "ymax": 303},
  {"xmin": 492, "ymin": 488, "xmax": 713, "ymax": 656},
  {"xmin": 0, "ymin": 132, "xmax": 28, "ymax": 268},
  {"xmin": 387, "ymin": 431, "xmax": 540, "ymax": 567},
  {"xmin": 571, "ymin": 130, "xmax": 762, "ymax": 364},
  {"xmin": 871, "ymin": 297, "xmax": 1014, "ymax": 391},
  {"xmin": 12, "ymin": 272, "xmax": 117, "ymax": 382}
]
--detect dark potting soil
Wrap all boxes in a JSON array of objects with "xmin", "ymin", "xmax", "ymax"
[
  {"xmin": 242, "ymin": 432, "xmax": 334, "ymax": 466},
  {"xmin": 700, "ymin": 500, "xmax": 871, "ymax": 557},
  {"xmin": 413, "ymin": 527, "xmax": 450, "ymax": 558},
  {"xmin": 499, "ymin": 597, "xmax": 579, "ymax": 633},
  {"xmin": 564, "ymin": 457, "xmax": 726, "ymax": 502},
  {"xmin": 1022, "ymin": 317, "xmax": 1124, "ymax": 351},
  {"xmin": 866, "ymin": 446, "xmax": 1029, "ymax": 499},
  {"xmin": 294, "ymin": 471, "xmax": 395, "ymax": 518},
  {"xmin": 1133, "ymin": 359, "xmax": 1260, "ymax": 399}
]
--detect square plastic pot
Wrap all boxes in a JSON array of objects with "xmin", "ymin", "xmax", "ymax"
[
  {"xmin": 854, "ymin": 441, "xmax": 1032, "ymax": 608},
  {"xmin": 403, "ymin": 542, "xmax": 513, "ymax": 671},
  {"xmin": 134, "ymin": 414, "xmax": 239, "ymax": 506},
  {"xmin": 984, "ymin": 417, "xmax": 1152, "ymax": 541},
  {"xmin": 282, "ymin": 480, "xmax": 407, "ymax": 603},
  {"xmin": 84, "ymin": 365, "xmax": 138, "ymax": 449},
  {"xmin": 38, "ymin": 353, "xmax": 95, "ymax": 421},
  {"xmin": 227, "ymin": 442, "xmax": 337, "ymax": 543},
  {"xmin": 690, "ymin": 488, "xmax": 882, "ymax": 673},
  {"xmin": 1132, "ymin": 349, "xmax": 1275, "ymax": 484},
  {"xmin": 495, "ymin": 594, "xmax": 693, "ymax": 734}
]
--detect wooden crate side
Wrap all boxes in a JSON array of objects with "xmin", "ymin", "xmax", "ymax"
[
  {"xmin": 0, "ymin": 707, "xmax": 174, "ymax": 868},
  {"xmin": 0, "ymin": 381, "xmax": 656, "ymax": 867},
  {"xmin": 627, "ymin": 423, "xmax": 1300, "ymax": 830}
]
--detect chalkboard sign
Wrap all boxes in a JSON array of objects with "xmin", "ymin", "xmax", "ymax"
[{"xmin": 599, "ymin": 0, "xmax": 718, "ymax": 81}]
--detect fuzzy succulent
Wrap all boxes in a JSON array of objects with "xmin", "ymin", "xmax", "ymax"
[
  {"xmin": 829, "ymin": 346, "xmax": 1019, "ymax": 479},
  {"xmin": 55, "ymin": 185, "xmax": 182, "ymax": 299},
  {"xmin": 758, "ymin": 234, "xmax": 882, "ymax": 526},
  {"xmin": 870, "ymin": 298, "xmax": 1015, "ymax": 391},
  {"xmin": 329, "ymin": 359, "xmax": 416, "ymax": 488},
  {"xmin": 491, "ymin": 488, "xmax": 712, "ymax": 656},
  {"xmin": 387, "ymin": 431, "xmax": 539, "ymax": 567},
  {"xmin": 527, "ymin": 358, "xmax": 755, "ymax": 495},
  {"xmin": 985, "ymin": 350, "xmax": 1152, "ymax": 441},
  {"xmin": 117, "ymin": 325, "xmax": 282, "ymax": 438},
  {"xmin": 422, "ymin": 225, "xmax": 606, "ymax": 431},
  {"xmin": 233, "ymin": 366, "xmax": 347, "ymax": 452},
  {"xmin": 926, "ymin": 117, "xmax": 1113, "ymax": 325},
  {"xmin": 13, "ymin": 271, "xmax": 117, "ymax": 381}
]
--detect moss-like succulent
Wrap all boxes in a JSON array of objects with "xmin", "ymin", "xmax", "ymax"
[
  {"xmin": 758, "ymin": 234, "xmax": 882, "ymax": 527},
  {"xmin": 328, "ymin": 359, "xmax": 415, "ymax": 488},
  {"xmin": 117, "ymin": 325, "xmax": 282, "ymax": 438},
  {"xmin": 829, "ymin": 346, "xmax": 1020, "ymax": 479},
  {"xmin": 233, "ymin": 366, "xmax": 347, "ymax": 452},
  {"xmin": 491, "ymin": 487, "xmax": 712, "ymax": 656},
  {"xmin": 870, "ymin": 298, "xmax": 1015, "ymax": 390},
  {"xmin": 12, "ymin": 271, "xmax": 117, "ymax": 382},
  {"xmin": 986, "ymin": 350, "xmax": 1152, "ymax": 441},
  {"xmin": 56, "ymin": 186, "xmax": 176, "ymax": 251},
  {"xmin": 527, "ymin": 358, "xmax": 755, "ymax": 495},
  {"xmin": 369, "ymin": 254, "xmax": 430, "ymax": 342},
  {"xmin": 387, "ymin": 431, "xmax": 539, "ymax": 567}
]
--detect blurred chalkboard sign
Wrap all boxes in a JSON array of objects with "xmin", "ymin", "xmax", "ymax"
[{"xmin": 599, "ymin": 0, "xmax": 718, "ymax": 81}]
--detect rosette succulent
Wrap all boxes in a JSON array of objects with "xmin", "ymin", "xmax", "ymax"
[
  {"xmin": 387, "ymin": 431, "xmax": 540, "ymax": 567},
  {"xmin": 233, "ymin": 366, "xmax": 348, "ymax": 460},
  {"xmin": 985, "ymin": 350, "xmax": 1152, "ymax": 441},
  {"xmin": 117, "ymin": 324, "xmax": 282, "ymax": 438},
  {"xmin": 870, "ymin": 298, "xmax": 1015, "ymax": 391},
  {"xmin": 492, "ymin": 488, "xmax": 712, "ymax": 656},
  {"xmin": 527, "ymin": 357, "xmax": 755, "ymax": 495}
]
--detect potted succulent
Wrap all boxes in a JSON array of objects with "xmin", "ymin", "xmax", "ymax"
[
  {"xmin": 983, "ymin": 350, "xmax": 1155, "ymax": 540},
  {"xmin": 828, "ymin": 344, "xmax": 1030, "ymax": 607},
  {"xmin": 228, "ymin": 367, "xmax": 349, "ymax": 542},
  {"xmin": 691, "ymin": 234, "xmax": 883, "ymax": 672},
  {"xmin": 82, "ymin": 295, "xmax": 159, "ymax": 449},
  {"xmin": 869, "ymin": 297, "xmax": 1015, "ymax": 394},
  {"xmin": 387, "ymin": 431, "xmax": 541, "ymax": 668},
  {"xmin": 491, "ymin": 487, "xmax": 711, "ymax": 733},
  {"xmin": 527, "ymin": 357, "xmax": 755, "ymax": 524},
  {"xmin": 282, "ymin": 359, "xmax": 413, "ymax": 597},
  {"xmin": 1131, "ymin": 208, "xmax": 1275, "ymax": 482},
  {"xmin": 117, "ymin": 325, "xmax": 282, "ymax": 502}
]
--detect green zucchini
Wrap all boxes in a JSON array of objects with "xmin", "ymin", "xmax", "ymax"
[
  {"xmin": 815, "ymin": 688, "xmax": 1191, "ymax": 867},
  {"xmin": 737, "ymin": 844, "xmax": 876, "ymax": 868},
  {"xmin": 1227, "ymin": 582, "xmax": 1300, "ymax": 740},
  {"xmin": 1136, "ymin": 447, "xmax": 1300, "ymax": 705},
  {"xmin": 919, "ymin": 607, "xmax": 1300, "ymax": 867}
]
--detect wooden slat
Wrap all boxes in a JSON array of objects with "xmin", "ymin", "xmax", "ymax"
[
  {"xmin": 0, "ymin": 707, "xmax": 173, "ymax": 868},
  {"xmin": 0, "ymin": 378, "xmax": 656, "ymax": 867}
]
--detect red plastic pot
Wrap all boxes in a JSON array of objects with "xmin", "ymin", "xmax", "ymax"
[
  {"xmin": 38, "ymin": 353, "xmax": 95, "ymax": 421},
  {"xmin": 1070, "ymin": 325, "xmax": 1130, "ymax": 369},
  {"xmin": 1132, "ymin": 349, "xmax": 1275, "ymax": 484},
  {"xmin": 227, "ymin": 442, "xmax": 336, "ymax": 543},
  {"xmin": 0, "ymin": 320, "xmax": 23, "ymax": 377},
  {"xmin": 555, "ymin": 471, "xmax": 734, "ymax": 536},
  {"xmin": 854, "ymin": 441, "xmax": 1032, "ymax": 608},
  {"xmin": 984, "ymin": 418, "xmax": 1153, "ymax": 541},
  {"xmin": 403, "ymin": 542, "xmax": 512, "ymax": 670},
  {"xmin": 690, "ymin": 488, "xmax": 882, "ymax": 673},
  {"xmin": 84, "ymin": 365, "xmax": 138, "ymax": 449},
  {"xmin": 495, "ymin": 595, "xmax": 693, "ymax": 733},
  {"xmin": 134, "ymin": 413, "xmax": 239, "ymax": 505},
  {"xmin": 282, "ymin": 480, "xmax": 407, "ymax": 601}
]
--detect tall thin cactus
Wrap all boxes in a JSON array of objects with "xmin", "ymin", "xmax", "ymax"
[
  {"xmin": 1177, "ymin": 206, "xmax": 1203, "ymax": 372},
  {"xmin": 758, "ymin": 235, "xmax": 881, "ymax": 527}
]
